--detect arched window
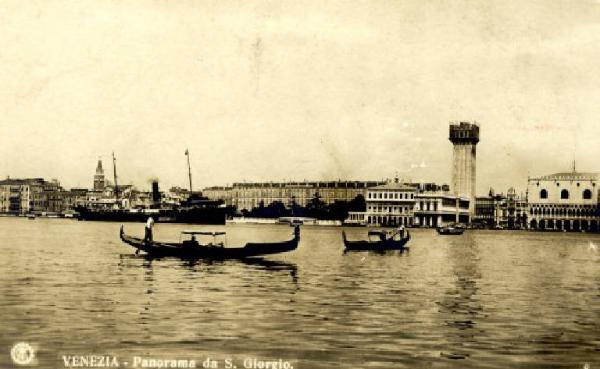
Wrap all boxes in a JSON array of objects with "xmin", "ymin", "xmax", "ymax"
[
  {"xmin": 583, "ymin": 189, "xmax": 592, "ymax": 200},
  {"xmin": 540, "ymin": 189, "xmax": 548, "ymax": 199},
  {"xmin": 561, "ymin": 189, "xmax": 569, "ymax": 199}
]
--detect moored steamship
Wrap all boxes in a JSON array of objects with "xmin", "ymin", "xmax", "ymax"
[
  {"xmin": 75, "ymin": 198, "xmax": 231, "ymax": 224},
  {"xmin": 75, "ymin": 151, "xmax": 233, "ymax": 225}
]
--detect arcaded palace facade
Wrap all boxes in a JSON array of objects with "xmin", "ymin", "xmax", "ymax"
[{"xmin": 526, "ymin": 171, "xmax": 600, "ymax": 232}]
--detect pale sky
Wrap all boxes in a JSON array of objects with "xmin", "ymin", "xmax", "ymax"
[{"xmin": 2, "ymin": 0, "xmax": 600, "ymax": 195}]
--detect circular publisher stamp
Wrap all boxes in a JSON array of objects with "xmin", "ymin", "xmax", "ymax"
[{"xmin": 10, "ymin": 342, "xmax": 35, "ymax": 365}]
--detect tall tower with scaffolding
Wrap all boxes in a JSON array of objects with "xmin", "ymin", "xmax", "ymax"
[{"xmin": 449, "ymin": 121, "xmax": 479, "ymax": 220}]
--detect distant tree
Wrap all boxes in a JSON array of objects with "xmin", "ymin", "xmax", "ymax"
[
  {"xmin": 327, "ymin": 200, "xmax": 349, "ymax": 221},
  {"xmin": 306, "ymin": 192, "xmax": 327, "ymax": 218},
  {"xmin": 348, "ymin": 194, "xmax": 366, "ymax": 212},
  {"xmin": 321, "ymin": 195, "xmax": 367, "ymax": 221},
  {"xmin": 289, "ymin": 196, "xmax": 304, "ymax": 217},
  {"xmin": 249, "ymin": 200, "xmax": 290, "ymax": 218},
  {"xmin": 265, "ymin": 201, "xmax": 289, "ymax": 218}
]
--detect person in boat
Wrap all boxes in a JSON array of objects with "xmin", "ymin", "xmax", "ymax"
[
  {"xmin": 182, "ymin": 234, "xmax": 198, "ymax": 248},
  {"xmin": 144, "ymin": 216, "xmax": 154, "ymax": 243},
  {"xmin": 385, "ymin": 226, "xmax": 404, "ymax": 240},
  {"xmin": 397, "ymin": 225, "xmax": 405, "ymax": 239}
]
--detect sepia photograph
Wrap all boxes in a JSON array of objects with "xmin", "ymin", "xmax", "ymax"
[{"xmin": 1, "ymin": 1, "xmax": 600, "ymax": 368}]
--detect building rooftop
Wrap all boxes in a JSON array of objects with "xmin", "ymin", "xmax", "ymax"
[
  {"xmin": 0, "ymin": 178, "xmax": 46, "ymax": 186},
  {"xmin": 370, "ymin": 182, "xmax": 418, "ymax": 191},
  {"xmin": 232, "ymin": 181, "xmax": 385, "ymax": 188},
  {"xmin": 533, "ymin": 172, "xmax": 600, "ymax": 181},
  {"xmin": 416, "ymin": 191, "xmax": 470, "ymax": 201}
]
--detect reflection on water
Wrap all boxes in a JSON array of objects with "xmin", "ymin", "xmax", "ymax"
[
  {"xmin": 1, "ymin": 219, "xmax": 600, "ymax": 369},
  {"xmin": 118, "ymin": 254, "xmax": 300, "ymax": 288},
  {"xmin": 437, "ymin": 233, "xmax": 483, "ymax": 361},
  {"xmin": 343, "ymin": 248, "xmax": 410, "ymax": 256}
]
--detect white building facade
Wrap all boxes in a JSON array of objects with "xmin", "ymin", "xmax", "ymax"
[
  {"xmin": 413, "ymin": 192, "xmax": 470, "ymax": 227},
  {"xmin": 363, "ymin": 182, "xmax": 417, "ymax": 227},
  {"xmin": 346, "ymin": 182, "xmax": 470, "ymax": 228},
  {"xmin": 527, "ymin": 171, "xmax": 600, "ymax": 232}
]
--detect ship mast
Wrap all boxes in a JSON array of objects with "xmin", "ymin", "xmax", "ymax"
[
  {"xmin": 112, "ymin": 152, "xmax": 119, "ymax": 199},
  {"xmin": 185, "ymin": 149, "xmax": 193, "ymax": 194}
]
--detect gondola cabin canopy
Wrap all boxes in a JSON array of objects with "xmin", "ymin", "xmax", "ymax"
[{"xmin": 181, "ymin": 230, "xmax": 226, "ymax": 236}]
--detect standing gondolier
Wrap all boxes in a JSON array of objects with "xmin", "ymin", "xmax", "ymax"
[
  {"xmin": 397, "ymin": 225, "xmax": 405, "ymax": 239},
  {"xmin": 144, "ymin": 216, "xmax": 154, "ymax": 243}
]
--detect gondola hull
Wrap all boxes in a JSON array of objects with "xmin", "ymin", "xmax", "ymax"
[
  {"xmin": 343, "ymin": 231, "xmax": 410, "ymax": 251},
  {"xmin": 120, "ymin": 226, "xmax": 300, "ymax": 259},
  {"xmin": 436, "ymin": 227, "xmax": 465, "ymax": 235}
]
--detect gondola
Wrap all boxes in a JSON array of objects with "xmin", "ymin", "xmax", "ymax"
[
  {"xmin": 120, "ymin": 225, "xmax": 300, "ymax": 259},
  {"xmin": 342, "ymin": 228, "xmax": 410, "ymax": 251},
  {"xmin": 436, "ymin": 224, "xmax": 465, "ymax": 235}
]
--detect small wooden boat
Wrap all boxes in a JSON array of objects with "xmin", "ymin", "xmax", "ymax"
[
  {"xmin": 436, "ymin": 224, "xmax": 465, "ymax": 235},
  {"xmin": 120, "ymin": 225, "xmax": 300, "ymax": 259},
  {"xmin": 342, "ymin": 228, "xmax": 410, "ymax": 251}
]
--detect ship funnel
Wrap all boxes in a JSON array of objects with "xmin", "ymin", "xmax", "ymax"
[{"xmin": 151, "ymin": 180, "xmax": 160, "ymax": 206}]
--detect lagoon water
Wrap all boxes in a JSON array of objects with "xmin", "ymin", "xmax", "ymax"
[{"xmin": 1, "ymin": 217, "xmax": 599, "ymax": 368}]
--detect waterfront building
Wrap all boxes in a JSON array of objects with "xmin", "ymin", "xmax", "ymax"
[
  {"xmin": 163, "ymin": 186, "xmax": 194, "ymax": 206},
  {"xmin": 204, "ymin": 181, "xmax": 384, "ymax": 212},
  {"xmin": 202, "ymin": 186, "xmax": 234, "ymax": 206},
  {"xmin": 68, "ymin": 188, "xmax": 89, "ymax": 207},
  {"xmin": 413, "ymin": 191, "xmax": 470, "ymax": 227},
  {"xmin": 474, "ymin": 188, "xmax": 528, "ymax": 229},
  {"xmin": 449, "ymin": 121, "xmax": 479, "ymax": 219},
  {"xmin": 93, "ymin": 159, "xmax": 106, "ymax": 191},
  {"xmin": 494, "ymin": 188, "xmax": 528, "ymax": 229},
  {"xmin": 347, "ymin": 181, "xmax": 468, "ymax": 227},
  {"xmin": 527, "ymin": 170, "xmax": 600, "ymax": 232},
  {"xmin": 362, "ymin": 181, "xmax": 418, "ymax": 227},
  {"xmin": 0, "ymin": 180, "xmax": 23, "ymax": 213},
  {"xmin": 0, "ymin": 178, "xmax": 64, "ymax": 214},
  {"xmin": 474, "ymin": 191, "xmax": 496, "ymax": 227}
]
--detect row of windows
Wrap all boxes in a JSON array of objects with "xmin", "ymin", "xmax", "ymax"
[
  {"xmin": 539, "ymin": 189, "xmax": 593, "ymax": 200},
  {"xmin": 368, "ymin": 191, "xmax": 415, "ymax": 200},
  {"xmin": 536, "ymin": 181, "xmax": 597, "ymax": 187},
  {"xmin": 367, "ymin": 215, "xmax": 412, "ymax": 226},
  {"xmin": 418, "ymin": 201, "xmax": 439, "ymax": 211},
  {"xmin": 368, "ymin": 205, "xmax": 411, "ymax": 213},
  {"xmin": 530, "ymin": 207, "xmax": 598, "ymax": 217},
  {"xmin": 531, "ymin": 204, "xmax": 595, "ymax": 209}
]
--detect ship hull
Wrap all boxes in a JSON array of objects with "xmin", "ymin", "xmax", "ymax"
[{"xmin": 75, "ymin": 206, "xmax": 227, "ymax": 225}]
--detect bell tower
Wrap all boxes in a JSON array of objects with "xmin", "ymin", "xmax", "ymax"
[{"xmin": 93, "ymin": 159, "xmax": 105, "ymax": 191}]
